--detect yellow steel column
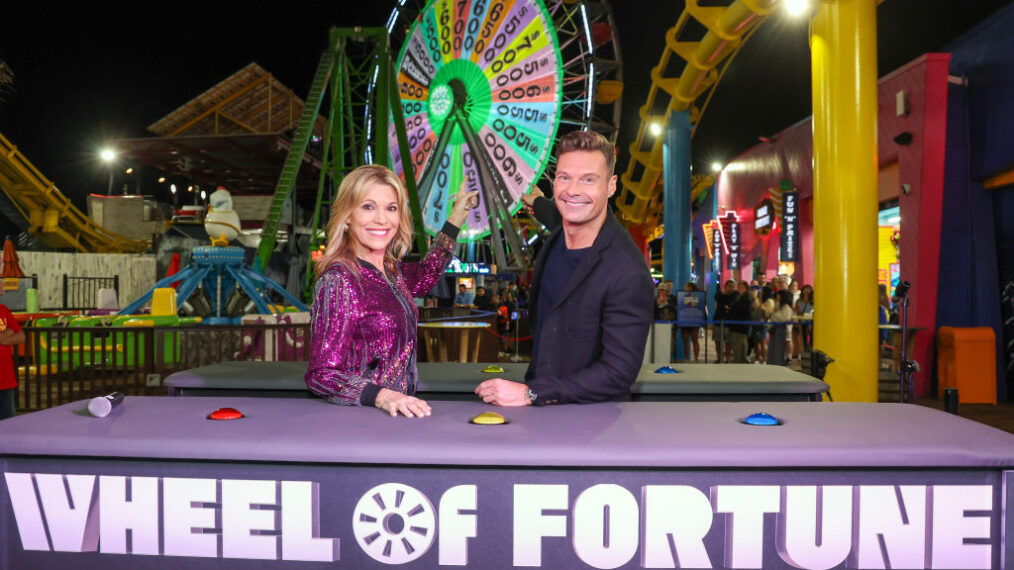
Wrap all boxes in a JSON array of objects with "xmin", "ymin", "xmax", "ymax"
[{"xmin": 810, "ymin": 0, "xmax": 879, "ymax": 402}]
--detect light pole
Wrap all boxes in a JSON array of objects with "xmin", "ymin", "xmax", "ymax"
[{"xmin": 100, "ymin": 148, "xmax": 116, "ymax": 195}]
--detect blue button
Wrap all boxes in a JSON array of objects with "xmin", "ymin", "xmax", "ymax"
[
  {"xmin": 743, "ymin": 412, "xmax": 781, "ymax": 426},
  {"xmin": 655, "ymin": 366, "xmax": 679, "ymax": 374}
]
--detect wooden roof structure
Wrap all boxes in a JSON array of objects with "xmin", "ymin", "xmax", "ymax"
[
  {"xmin": 118, "ymin": 63, "xmax": 327, "ymax": 196},
  {"xmin": 148, "ymin": 62, "xmax": 327, "ymax": 138}
]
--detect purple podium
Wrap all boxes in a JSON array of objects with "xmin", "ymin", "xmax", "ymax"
[
  {"xmin": 163, "ymin": 361, "xmax": 830, "ymax": 402},
  {"xmin": 2, "ymin": 397, "xmax": 1013, "ymax": 568}
]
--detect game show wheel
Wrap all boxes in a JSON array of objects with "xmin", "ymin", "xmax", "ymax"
[
  {"xmin": 352, "ymin": 483, "xmax": 437, "ymax": 564},
  {"xmin": 389, "ymin": 0, "xmax": 564, "ymax": 242}
]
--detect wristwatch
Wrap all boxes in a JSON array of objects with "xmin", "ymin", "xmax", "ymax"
[{"xmin": 525, "ymin": 387, "xmax": 537, "ymax": 406}]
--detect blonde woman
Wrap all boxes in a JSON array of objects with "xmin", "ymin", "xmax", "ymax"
[{"xmin": 305, "ymin": 164, "xmax": 477, "ymax": 418}]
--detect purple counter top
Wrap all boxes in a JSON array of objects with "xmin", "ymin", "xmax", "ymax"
[
  {"xmin": 163, "ymin": 361, "xmax": 828, "ymax": 395},
  {"xmin": 2, "ymin": 397, "xmax": 1013, "ymax": 469}
]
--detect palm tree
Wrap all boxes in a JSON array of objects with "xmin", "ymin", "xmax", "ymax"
[{"xmin": 0, "ymin": 59, "xmax": 12, "ymax": 101}]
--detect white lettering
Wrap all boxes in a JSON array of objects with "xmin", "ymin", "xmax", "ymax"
[
  {"xmin": 514, "ymin": 484, "xmax": 568, "ymax": 566},
  {"xmin": 99, "ymin": 476, "xmax": 159, "ymax": 555},
  {"xmin": 4, "ymin": 472, "xmax": 50, "ymax": 551},
  {"xmin": 930, "ymin": 485, "xmax": 991, "ymax": 569},
  {"xmin": 776, "ymin": 486, "xmax": 852, "ymax": 570},
  {"xmin": 853, "ymin": 485, "xmax": 928, "ymax": 569},
  {"xmin": 642, "ymin": 485, "xmax": 713, "ymax": 568},
  {"xmin": 282, "ymin": 481, "xmax": 339, "ymax": 562},
  {"xmin": 35, "ymin": 474, "xmax": 99, "ymax": 552},
  {"xmin": 163, "ymin": 477, "xmax": 218, "ymax": 558},
  {"xmin": 715, "ymin": 485, "xmax": 779, "ymax": 568},
  {"xmin": 572, "ymin": 484, "xmax": 638, "ymax": 569},
  {"xmin": 352, "ymin": 482, "xmax": 434, "ymax": 564},
  {"xmin": 439, "ymin": 485, "xmax": 478, "ymax": 566},
  {"xmin": 222, "ymin": 479, "xmax": 278, "ymax": 560}
]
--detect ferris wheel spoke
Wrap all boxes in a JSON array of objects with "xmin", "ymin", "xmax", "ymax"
[
  {"xmin": 455, "ymin": 106, "xmax": 529, "ymax": 268},
  {"xmin": 415, "ymin": 112, "xmax": 460, "ymax": 224}
]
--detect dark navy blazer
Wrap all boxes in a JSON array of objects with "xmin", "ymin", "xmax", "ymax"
[{"xmin": 525, "ymin": 213, "xmax": 655, "ymax": 404}]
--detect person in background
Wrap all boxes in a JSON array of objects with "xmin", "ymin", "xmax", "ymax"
[
  {"xmin": 727, "ymin": 281, "xmax": 753, "ymax": 363},
  {"xmin": 516, "ymin": 282, "xmax": 530, "ymax": 308},
  {"xmin": 878, "ymin": 283, "xmax": 892, "ymax": 345},
  {"xmin": 490, "ymin": 293, "xmax": 509, "ymax": 352},
  {"xmin": 792, "ymin": 284, "xmax": 814, "ymax": 358},
  {"xmin": 679, "ymin": 281, "xmax": 703, "ymax": 362},
  {"xmin": 713, "ymin": 279, "xmax": 737, "ymax": 362},
  {"xmin": 453, "ymin": 284, "xmax": 474, "ymax": 308},
  {"xmin": 769, "ymin": 289, "xmax": 795, "ymax": 365},
  {"xmin": 760, "ymin": 286, "xmax": 776, "ymax": 320},
  {"xmin": 748, "ymin": 287, "xmax": 766, "ymax": 364},
  {"xmin": 305, "ymin": 164, "xmax": 478, "ymax": 418},
  {"xmin": 654, "ymin": 284, "xmax": 676, "ymax": 321},
  {"xmin": 0, "ymin": 300, "xmax": 26, "ymax": 421},
  {"xmin": 474, "ymin": 285, "xmax": 492, "ymax": 311}
]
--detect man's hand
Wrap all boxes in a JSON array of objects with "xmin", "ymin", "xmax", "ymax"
[
  {"xmin": 375, "ymin": 388, "xmax": 432, "ymax": 418},
  {"xmin": 520, "ymin": 186, "xmax": 544, "ymax": 214},
  {"xmin": 474, "ymin": 378, "xmax": 530, "ymax": 406}
]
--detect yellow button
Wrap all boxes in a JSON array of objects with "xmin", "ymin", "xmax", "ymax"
[{"xmin": 470, "ymin": 412, "xmax": 508, "ymax": 425}]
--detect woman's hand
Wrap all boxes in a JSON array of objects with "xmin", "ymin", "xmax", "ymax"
[
  {"xmin": 447, "ymin": 179, "xmax": 480, "ymax": 228},
  {"xmin": 375, "ymin": 388, "xmax": 432, "ymax": 418}
]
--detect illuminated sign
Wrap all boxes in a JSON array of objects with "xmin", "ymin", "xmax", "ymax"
[
  {"xmin": 781, "ymin": 190, "xmax": 799, "ymax": 261},
  {"xmin": 446, "ymin": 259, "xmax": 491, "ymax": 274},
  {"xmin": 755, "ymin": 199, "xmax": 774, "ymax": 235},
  {"xmin": 726, "ymin": 212, "xmax": 740, "ymax": 271},
  {"xmin": 712, "ymin": 224, "xmax": 723, "ymax": 275},
  {"xmin": 2, "ymin": 472, "xmax": 1002, "ymax": 568}
]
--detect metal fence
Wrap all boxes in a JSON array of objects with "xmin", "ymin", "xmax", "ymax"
[
  {"xmin": 63, "ymin": 275, "xmax": 119, "ymax": 310},
  {"xmin": 13, "ymin": 322, "xmax": 310, "ymax": 413}
]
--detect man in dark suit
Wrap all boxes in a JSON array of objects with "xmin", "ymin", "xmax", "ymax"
[{"xmin": 475, "ymin": 131, "xmax": 655, "ymax": 405}]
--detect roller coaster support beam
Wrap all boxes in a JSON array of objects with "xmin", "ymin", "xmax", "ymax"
[
  {"xmin": 811, "ymin": 0, "xmax": 879, "ymax": 402},
  {"xmin": 663, "ymin": 110, "xmax": 692, "ymax": 288}
]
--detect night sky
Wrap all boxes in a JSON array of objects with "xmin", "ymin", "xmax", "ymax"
[{"xmin": 0, "ymin": 0, "xmax": 1010, "ymax": 239}]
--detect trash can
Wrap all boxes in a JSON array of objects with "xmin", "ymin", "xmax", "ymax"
[{"xmin": 937, "ymin": 327, "xmax": 996, "ymax": 404}]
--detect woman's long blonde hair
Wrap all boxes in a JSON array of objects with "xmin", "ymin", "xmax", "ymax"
[{"xmin": 314, "ymin": 165, "xmax": 415, "ymax": 277}]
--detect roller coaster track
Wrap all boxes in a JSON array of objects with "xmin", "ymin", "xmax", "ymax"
[
  {"xmin": 615, "ymin": 0, "xmax": 778, "ymax": 232},
  {"xmin": 0, "ymin": 131, "xmax": 148, "ymax": 253}
]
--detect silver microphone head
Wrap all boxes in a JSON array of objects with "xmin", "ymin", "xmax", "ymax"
[{"xmin": 88, "ymin": 396, "xmax": 113, "ymax": 418}]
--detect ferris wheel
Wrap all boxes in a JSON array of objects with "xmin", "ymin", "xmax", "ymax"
[{"xmin": 382, "ymin": 0, "xmax": 622, "ymax": 268}]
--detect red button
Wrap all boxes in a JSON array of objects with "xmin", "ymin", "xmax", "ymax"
[{"xmin": 208, "ymin": 407, "xmax": 244, "ymax": 420}]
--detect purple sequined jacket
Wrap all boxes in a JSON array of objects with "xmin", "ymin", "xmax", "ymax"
[{"xmin": 305, "ymin": 230, "xmax": 456, "ymax": 406}]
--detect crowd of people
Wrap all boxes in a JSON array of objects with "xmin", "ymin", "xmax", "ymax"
[
  {"xmin": 652, "ymin": 275, "xmax": 815, "ymax": 365},
  {"xmin": 454, "ymin": 279, "xmax": 528, "ymax": 351}
]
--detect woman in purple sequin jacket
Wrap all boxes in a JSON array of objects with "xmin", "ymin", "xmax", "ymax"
[{"xmin": 305, "ymin": 164, "xmax": 477, "ymax": 418}]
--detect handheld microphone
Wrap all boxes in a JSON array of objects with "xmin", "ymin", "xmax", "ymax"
[
  {"xmin": 893, "ymin": 280, "xmax": 911, "ymax": 302},
  {"xmin": 88, "ymin": 392, "xmax": 125, "ymax": 418}
]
